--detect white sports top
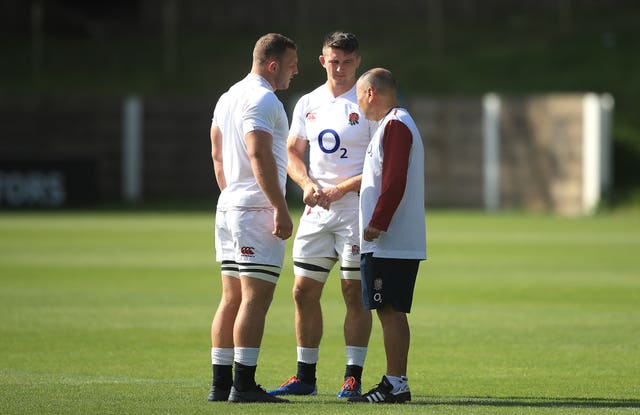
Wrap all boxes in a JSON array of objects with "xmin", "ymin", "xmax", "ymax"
[
  {"xmin": 212, "ymin": 73, "xmax": 289, "ymax": 210},
  {"xmin": 359, "ymin": 108, "xmax": 427, "ymax": 259},
  {"xmin": 289, "ymin": 83, "xmax": 377, "ymax": 210}
]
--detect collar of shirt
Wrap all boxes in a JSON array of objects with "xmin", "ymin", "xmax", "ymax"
[{"xmin": 247, "ymin": 72, "xmax": 274, "ymax": 91}]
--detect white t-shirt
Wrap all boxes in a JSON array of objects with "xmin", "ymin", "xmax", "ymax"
[
  {"xmin": 289, "ymin": 83, "xmax": 377, "ymax": 210},
  {"xmin": 212, "ymin": 73, "xmax": 289, "ymax": 210},
  {"xmin": 359, "ymin": 108, "xmax": 427, "ymax": 260}
]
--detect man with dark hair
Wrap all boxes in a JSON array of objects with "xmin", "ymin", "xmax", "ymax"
[
  {"xmin": 208, "ymin": 32, "xmax": 298, "ymax": 404},
  {"xmin": 269, "ymin": 31, "xmax": 375, "ymax": 399}
]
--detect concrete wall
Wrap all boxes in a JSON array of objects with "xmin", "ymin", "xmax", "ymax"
[
  {"xmin": 409, "ymin": 97, "xmax": 484, "ymax": 208},
  {"xmin": 499, "ymin": 95, "xmax": 585, "ymax": 215}
]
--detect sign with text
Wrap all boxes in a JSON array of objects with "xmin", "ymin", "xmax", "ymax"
[{"xmin": 0, "ymin": 161, "xmax": 97, "ymax": 208}]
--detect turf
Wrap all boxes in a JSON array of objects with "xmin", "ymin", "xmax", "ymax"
[{"xmin": 0, "ymin": 210, "xmax": 639, "ymax": 414}]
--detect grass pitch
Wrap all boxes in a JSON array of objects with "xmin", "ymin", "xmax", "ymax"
[{"xmin": 0, "ymin": 210, "xmax": 639, "ymax": 414}]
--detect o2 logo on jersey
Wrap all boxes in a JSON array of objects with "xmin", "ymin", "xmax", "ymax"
[{"xmin": 318, "ymin": 129, "xmax": 348, "ymax": 159}]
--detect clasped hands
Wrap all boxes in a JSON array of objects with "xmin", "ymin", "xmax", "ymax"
[{"xmin": 303, "ymin": 183, "xmax": 343, "ymax": 210}]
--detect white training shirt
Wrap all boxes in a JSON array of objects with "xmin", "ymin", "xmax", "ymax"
[
  {"xmin": 289, "ymin": 83, "xmax": 377, "ymax": 210},
  {"xmin": 212, "ymin": 73, "xmax": 289, "ymax": 210},
  {"xmin": 359, "ymin": 108, "xmax": 427, "ymax": 260}
]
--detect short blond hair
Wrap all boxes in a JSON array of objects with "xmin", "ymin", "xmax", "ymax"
[{"xmin": 253, "ymin": 33, "xmax": 296, "ymax": 65}]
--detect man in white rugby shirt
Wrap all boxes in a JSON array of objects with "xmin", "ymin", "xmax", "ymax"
[
  {"xmin": 208, "ymin": 33, "xmax": 298, "ymax": 404},
  {"xmin": 269, "ymin": 31, "xmax": 375, "ymax": 399}
]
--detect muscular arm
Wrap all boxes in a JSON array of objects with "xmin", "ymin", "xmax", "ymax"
[
  {"xmin": 335, "ymin": 174, "xmax": 362, "ymax": 194},
  {"xmin": 287, "ymin": 135, "xmax": 320, "ymax": 206},
  {"xmin": 210, "ymin": 125, "xmax": 226, "ymax": 191},
  {"xmin": 245, "ymin": 130, "xmax": 293, "ymax": 240},
  {"xmin": 320, "ymin": 174, "xmax": 362, "ymax": 208}
]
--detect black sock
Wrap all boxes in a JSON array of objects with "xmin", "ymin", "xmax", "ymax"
[
  {"xmin": 212, "ymin": 364, "xmax": 233, "ymax": 390},
  {"xmin": 233, "ymin": 362, "xmax": 257, "ymax": 392},
  {"xmin": 296, "ymin": 361, "xmax": 316, "ymax": 385},
  {"xmin": 344, "ymin": 364, "xmax": 363, "ymax": 383}
]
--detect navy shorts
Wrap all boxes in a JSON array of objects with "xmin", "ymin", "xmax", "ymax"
[{"xmin": 360, "ymin": 253, "xmax": 419, "ymax": 313}]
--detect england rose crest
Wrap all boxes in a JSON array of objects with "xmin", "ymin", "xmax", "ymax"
[{"xmin": 348, "ymin": 112, "xmax": 359, "ymax": 126}]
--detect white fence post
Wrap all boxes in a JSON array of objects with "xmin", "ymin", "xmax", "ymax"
[
  {"xmin": 483, "ymin": 93, "xmax": 501, "ymax": 212},
  {"xmin": 583, "ymin": 93, "xmax": 601, "ymax": 214}
]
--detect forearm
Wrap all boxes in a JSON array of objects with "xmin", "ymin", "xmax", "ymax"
[
  {"xmin": 335, "ymin": 174, "xmax": 362, "ymax": 194},
  {"xmin": 319, "ymin": 174, "xmax": 362, "ymax": 208},
  {"xmin": 213, "ymin": 159, "xmax": 226, "ymax": 190},
  {"xmin": 287, "ymin": 137, "xmax": 321, "ymax": 206},
  {"xmin": 251, "ymin": 153, "xmax": 288, "ymax": 211},
  {"xmin": 210, "ymin": 125, "xmax": 226, "ymax": 190},
  {"xmin": 287, "ymin": 153, "xmax": 315, "ymax": 190}
]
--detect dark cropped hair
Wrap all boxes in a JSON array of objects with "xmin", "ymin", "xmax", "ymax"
[
  {"xmin": 323, "ymin": 31, "xmax": 359, "ymax": 53},
  {"xmin": 253, "ymin": 33, "xmax": 296, "ymax": 65}
]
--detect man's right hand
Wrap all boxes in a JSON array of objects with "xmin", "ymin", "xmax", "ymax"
[
  {"xmin": 272, "ymin": 208, "xmax": 293, "ymax": 240},
  {"xmin": 303, "ymin": 182, "xmax": 320, "ymax": 207}
]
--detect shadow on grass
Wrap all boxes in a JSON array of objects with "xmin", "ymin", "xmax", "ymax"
[
  {"xmin": 304, "ymin": 395, "xmax": 639, "ymax": 409},
  {"xmin": 411, "ymin": 396, "xmax": 640, "ymax": 409}
]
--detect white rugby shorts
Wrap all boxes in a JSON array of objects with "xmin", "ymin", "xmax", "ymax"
[
  {"xmin": 292, "ymin": 206, "xmax": 361, "ymax": 282},
  {"xmin": 214, "ymin": 208, "xmax": 285, "ymax": 284}
]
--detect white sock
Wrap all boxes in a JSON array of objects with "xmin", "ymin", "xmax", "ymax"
[
  {"xmin": 385, "ymin": 375, "xmax": 409, "ymax": 393},
  {"xmin": 211, "ymin": 347, "xmax": 234, "ymax": 365},
  {"xmin": 345, "ymin": 345, "xmax": 367, "ymax": 367},
  {"xmin": 297, "ymin": 347, "xmax": 319, "ymax": 364},
  {"xmin": 234, "ymin": 347, "xmax": 260, "ymax": 366}
]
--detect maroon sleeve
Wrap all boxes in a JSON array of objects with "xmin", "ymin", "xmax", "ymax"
[{"xmin": 368, "ymin": 119, "xmax": 413, "ymax": 231}]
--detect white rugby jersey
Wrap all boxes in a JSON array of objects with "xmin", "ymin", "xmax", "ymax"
[
  {"xmin": 359, "ymin": 108, "xmax": 427, "ymax": 260},
  {"xmin": 212, "ymin": 73, "xmax": 289, "ymax": 210},
  {"xmin": 290, "ymin": 83, "xmax": 377, "ymax": 210}
]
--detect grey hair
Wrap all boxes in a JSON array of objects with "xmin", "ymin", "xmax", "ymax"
[{"xmin": 358, "ymin": 68, "xmax": 396, "ymax": 94}]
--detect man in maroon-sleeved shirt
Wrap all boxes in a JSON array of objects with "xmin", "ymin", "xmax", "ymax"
[{"xmin": 348, "ymin": 68, "xmax": 426, "ymax": 404}]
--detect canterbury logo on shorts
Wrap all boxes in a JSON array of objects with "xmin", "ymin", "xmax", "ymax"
[{"xmin": 240, "ymin": 246, "xmax": 255, "ymax": 257}]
